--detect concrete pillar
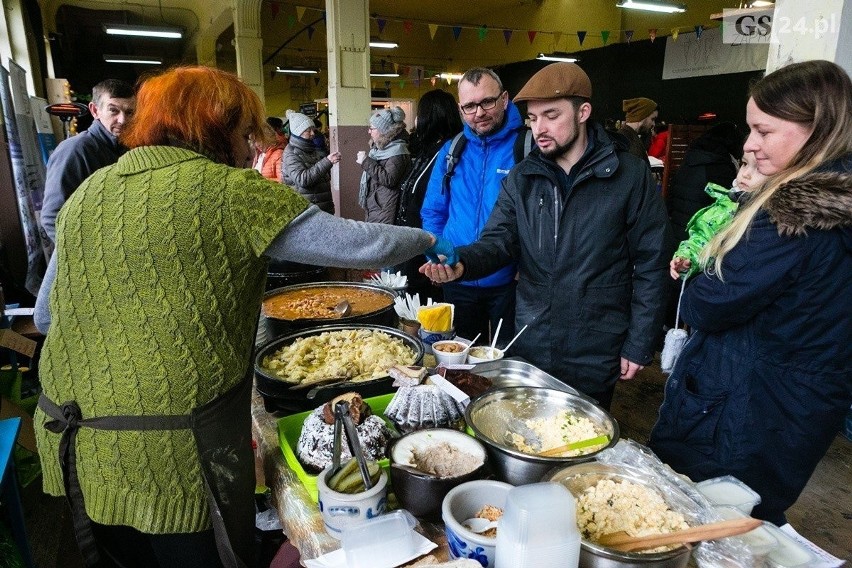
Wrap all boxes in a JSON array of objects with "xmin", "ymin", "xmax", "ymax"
[
  {"xmin": 233, "ymin": 0, "xmax": 265, "ymax": 105},
  {"xmin": 324, "ymin": 0, "xmax": 371, "ymax": 219},
  {"xmin": 766, "ymin": 0, "xmax": 852, "ymax": 76}
]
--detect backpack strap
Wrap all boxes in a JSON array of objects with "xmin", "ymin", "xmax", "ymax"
[
  {"xmin": 513, "ymin": 127, "xmax": 535, "ymax": 163},
  {"xmin": 442, "ymin": 132, "xmax": 467, "ymax": 195}
]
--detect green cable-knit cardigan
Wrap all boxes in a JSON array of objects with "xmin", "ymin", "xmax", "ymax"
[{"xmin": 35, "ymin": 146, "xmax": 309, "ymax": 534}]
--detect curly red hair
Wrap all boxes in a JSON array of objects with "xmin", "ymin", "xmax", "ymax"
[{"xmin": 121, "ymin": 66, "xmax": 267, "ymax": 166}]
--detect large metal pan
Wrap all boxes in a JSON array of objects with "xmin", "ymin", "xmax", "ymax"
[
  {"xmin": 262, "ymin": 281, "xmax": 398, "ymax": 337},
  {"xmin": 254, "ymin": 323, "xmax": 423, "ymax": 413}
]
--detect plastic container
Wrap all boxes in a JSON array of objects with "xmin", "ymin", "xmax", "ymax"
[
  {"xmin": 277, "ymin": 393, "xmax": 395, "ymax": 502},
  {"xmin": 467, "ymin": 346, "xmax": 504, "ymax": 365},
  {"xmin": 495, "ymin": 482, "xmax": 580, "ymax": 568},
  {"xmin": 695, "ymin": 475, "xmax": 761, "ymax": 514},
  {"xmin": 713, "ymin": 506, "xmax": 778, "ymax": 563},
  {"xmin": 341, "ymin": 510, "xmax": 417, "ymax": 567},
  {"xmin": 432, "ymin": 339, "xmax": 470, "ymax": 366},
  {"xmin": 762, "ymin": 524, "xmax": 818, "ymax": 568}
]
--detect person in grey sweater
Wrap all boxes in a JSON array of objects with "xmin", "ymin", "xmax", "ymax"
[{"xmin": 41, "ymin": 79, "xmax": 135, "ymax": 242}]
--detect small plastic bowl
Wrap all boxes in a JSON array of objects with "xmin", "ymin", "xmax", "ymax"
[
  {"xmin": 467, "ymin": 346, "xmax": 504, "ymax": 365},
  {"xmin": 432, "ymin": 340, "xmax": 470, "ymax": 365},
  {"xmin": 712, "ymin": 506, "xmax": 778, "ymax": 563}
]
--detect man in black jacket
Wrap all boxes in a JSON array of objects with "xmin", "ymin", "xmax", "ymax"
[{"xmin": 422, "ymin": 63, "xmax": 671, "ymax": 409}]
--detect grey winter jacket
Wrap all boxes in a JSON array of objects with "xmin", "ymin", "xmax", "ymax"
[
  {"xmin": 458, "ymin": 122, "xmax": 672, "ymax": 396},
  {"xmin": 41, "ymin": 119, "xmax": 125, "ymax": 242},
  {"xmin": 281, "ymin": 135, "xmax": 335, "ymax": 213}
]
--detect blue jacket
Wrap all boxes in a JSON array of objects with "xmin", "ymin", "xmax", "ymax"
[
  {"xmin": 41, "ymin": 119, "xmax": 125, "ymax": 242},
  {"xmin": 650, "ymin": 155, "xmax": 852, "ymax": 525},
  {"xmin": 420, "ymin": 102, "xmax": 523, "ymax": 288}
]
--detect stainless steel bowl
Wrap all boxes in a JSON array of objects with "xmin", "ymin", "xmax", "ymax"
[
  {"xmin": 464, "ymin": 386, "xmax": 619, "ymax": 485},
  {"xmin": 544, "ymin": 462, "xmax": 692, "ymax": 568}
]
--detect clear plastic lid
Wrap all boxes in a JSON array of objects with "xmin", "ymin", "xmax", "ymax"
[
  {"xmin": 341, "ymin": 510, "xmax": 417, "ymax": 568},
  {"xmin": 713, "ymin": 506, "xmax": 778, "ymax": 557},
  {"xmin": 761, "ymin": 523, "xmax": 818, "ymax": 568},
  {"xmin": 695, "ymin": 475, "xmax": 762, "ymax": 513}
]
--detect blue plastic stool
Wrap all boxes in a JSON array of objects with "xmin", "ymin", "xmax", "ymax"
[{"xmin": 0, "ymin": 417, "xmax": 35, "ymax": 568}]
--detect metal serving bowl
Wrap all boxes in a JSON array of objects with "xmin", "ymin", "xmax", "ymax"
[
  {"xmin": 544, "ymin": 462, "xmax": 692, "ymax": 568},
  {"xmin": 262, "ymin": 281, "xmax": 398, "ymax": 337},
  {"xmin": 465, "ymin": 386, "xmax": 619, "ymax": 485},
  {"xmin": 254, "ymin": 324, "xmax": 424, "ymax": 412}
]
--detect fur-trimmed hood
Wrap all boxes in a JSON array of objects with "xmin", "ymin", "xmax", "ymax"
[{"xmin": 765, "ymin": 154, "xmax": 852, "ymax": 237}]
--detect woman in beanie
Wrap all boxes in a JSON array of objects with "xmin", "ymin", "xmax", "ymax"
[
  {"xmin": 281, "ymin": 109, "xmax": 341, "ymax": 213},
  {"xmin": 32, "ymin": 66, "xmax": 449, "ymax": 568},
  {"xmin": 357, "ymin": 106, "xmax": 411, "ymax": 223},
  {"xmin": 650, "ymin": 60, "xmax": 852, "ymax": 526}
]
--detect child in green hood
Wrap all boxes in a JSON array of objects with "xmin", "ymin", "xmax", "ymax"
[{"xmin": 670, "ymin": 152, "xmax": 766, "ymax": 279}]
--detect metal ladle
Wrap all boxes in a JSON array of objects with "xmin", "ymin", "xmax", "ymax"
[{"xmin": 333, "ymin": 300, "xmax": 352, "ymax": 317}]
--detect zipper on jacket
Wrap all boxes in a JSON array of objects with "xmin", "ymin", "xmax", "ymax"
[
  {"xmin": 538, "ymin": 195, "xmax": 544, "ymax": 249},
  {"xmin": 552, "ymin": 185, "xmax": 559, "ymax": 246}
]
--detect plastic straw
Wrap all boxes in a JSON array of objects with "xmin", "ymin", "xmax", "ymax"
[
  {"xmin": 501, "ymin": 324, "xmax": 529, "ymax": 353},
  {"xmin": 490, "ymin": 318, "xmax": 504, "ymax": 350}
]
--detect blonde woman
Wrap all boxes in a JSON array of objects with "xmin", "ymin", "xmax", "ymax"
[{"xmin": 650, "ymin": 60, "xmax": 852, "ymax": 526}]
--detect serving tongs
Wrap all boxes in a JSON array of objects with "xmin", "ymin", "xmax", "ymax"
[{"xmin": 329, "ymin": 400, "xmax": 374, "ymax": 490}]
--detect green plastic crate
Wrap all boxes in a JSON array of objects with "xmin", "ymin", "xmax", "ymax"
[{"xmin": 277, "ymin": 393, "xmax": 395, "ymax": 502}]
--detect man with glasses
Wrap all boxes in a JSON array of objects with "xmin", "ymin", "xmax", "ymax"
[
  {"xmin": 420, "ymin": 68, "xmax": 524, "ymax": 344},
  {"xmin": 422, "ymin": 63, "xmax": 670, "ymax": 410}
]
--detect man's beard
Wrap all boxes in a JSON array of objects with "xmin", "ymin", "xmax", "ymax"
[{"xmin": 539, "ymin": 117, "xmax": 580, "ymax": 160}]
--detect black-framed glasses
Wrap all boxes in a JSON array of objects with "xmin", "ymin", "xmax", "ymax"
[{"xmin": 459, "ymin": 92, "xmax": 505, "ymax": 115}]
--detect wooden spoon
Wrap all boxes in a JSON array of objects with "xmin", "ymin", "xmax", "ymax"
[{"xmin": 597, "ymin": 517, "xmax": 762, "ymax": 553}]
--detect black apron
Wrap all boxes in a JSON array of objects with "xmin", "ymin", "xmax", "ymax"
[{"xmin": 39, "ymin": 372, "xmax": 256, "ymax": 568}]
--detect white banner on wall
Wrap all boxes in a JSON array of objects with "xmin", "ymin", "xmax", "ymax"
[{"xmin": 662, "ymin": 27, "xmax": 769, "ymax": 80}]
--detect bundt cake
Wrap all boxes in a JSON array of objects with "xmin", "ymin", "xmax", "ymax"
[
  {"xmin": 297, "ymin": 392, "xmax": 392, "ymax": 473},
  {"xmin": 383, "ymin": 384, "xmax": 466, "ymax": 434}
]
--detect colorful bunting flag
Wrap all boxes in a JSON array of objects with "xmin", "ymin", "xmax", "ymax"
[
  {"xmin": 377, "ymin": 19, "xmax": 387, "ymax": 34},
  {"xmin": 672, "ymin": 28, "xmax": 679, "ymax": 41},
  {"xmin": 503, "ymin": 29, "xmax": 513, "ymax": 44},
  {"xmin": 314, "ymin": 77, "xmax": 320, "ymax": 86},
  {"xmin": 453, "ymin": 27, "xmax": 462, "ymax": 41},
  {"xmin": 624, "ymin": 30, "xmax": 634, "ymax": 43},
  {"xmin": 648, "ymin": 28, "xmax": 657, "ymax": 43},
  {"xmin": 403, "ymin": 21, "xmax": 413, "ymax": 34},
  {"xmin": 296, "ymin": 6, "xmax": 306, "ymax": 22},
  {"xmin": 287, "ymin": 15, "xmax": 295, "ymax": 29},
  {"xmin": 694, "ymin": 25, "xmax": 704, "ymax": 39},
  {"xmin": 528, "ymin": 30, "xmax": 537, "ymax": 43},
  {"xmin": 577, "ymin": 31, "xmax": 587, "ymax": 46},
  {"xmin": 307, "ymin": 26, "xmax": 315, "ymax": 40},
  {"xmin": 600, "ymin": 30, "xmax": 610, "ymax": 45},
  {"xmin": 393, "ymin": 62, "xmax": 399, "ymax": 73},
  {"xmin": 429, "ymin": 24, "xmax": 439, "ymax": 40},
  {"xmin": 478, "ymin": 25, "xmax": 488, "ymax": 42},
  {"xmin": 399, "ymin": 80, "xmax": 406, "ymax": 89},
  {"xmin": 553, "ymin": 31, "xmax": 563, "ymax": 50}
]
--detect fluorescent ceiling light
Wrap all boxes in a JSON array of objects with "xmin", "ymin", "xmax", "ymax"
[
  {"xmin": 616, "ymin": 0, "xmax": 687, "ymax": 13},
  {"xmin": 103, "ymin": 54, "xmax": 162, "ymax": 65},
  {"xmin": 749, "ymin": 1, "xmax": 774, "ymax": 6},
  {"xmin": 276, "ymin": 67, "xmax": 319, "ymax": 74},
  {"xmin": 436, "ymin": 73, "xmax": 463, "ymax": 81},
  {"xmin": 103, "ymin": 24, "xmax": 183, "ymax": 39},
  {"xmin": 537, "ymin": 53, "xmax": 579, "ymax": 63},
  {"xmin": 370, "ymin": 72, "xmax": 400, "ymax": 77},
  {"xmin": 369, "ymin": 40, "xmax": 398, "ymax": 49}
]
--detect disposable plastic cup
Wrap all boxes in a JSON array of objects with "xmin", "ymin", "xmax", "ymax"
[{"xmin": 494, "ymin": 482, "xmax": 580, "ymax": 568}]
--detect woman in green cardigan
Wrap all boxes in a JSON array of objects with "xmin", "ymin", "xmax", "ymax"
[{"xmin": 33, "ymin": 66, "xmax": 454, "ymax": 568}]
